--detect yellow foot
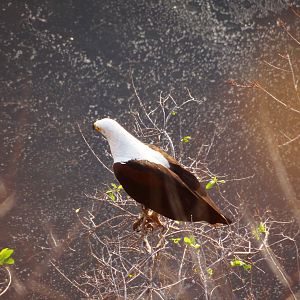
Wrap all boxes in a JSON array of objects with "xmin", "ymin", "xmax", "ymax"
[{"xmin": 133, "ymin": 208, "xmax": 165, "ymax": 232}]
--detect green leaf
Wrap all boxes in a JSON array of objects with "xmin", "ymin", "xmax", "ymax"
[
  {"xmin": 181, "ymin": 136, "xmax": 191, "ymax": 143},
  {"xmin": 5, "ymin": 258, "xmax": 14, "ymax": 265},
  {"xmin": 252, "ymin": 222, "xmax": 267, "ymax": 240},
  {"xmin": 106, "ymin": 191, "xmax": 116, "ymax": 201},
  {"xmin": 111, "ymin": 183, "xmax": 118, "ymax": 188},
  {"xmin": 252, "ymin": 229, "xmax": 260, "ymax": 241},
  {"xmin": 230, "ymin": 259, "xmax": 252, "ymax": 271},
  {"xmin": 0, "ymin": 248, "xmax": 15, "ymax": 266},
  {"xmin": 183, "ymin": 236, "xmax": 193, "ymax": 246},
  {"xmin": 184, "ymin": 235, "xmax": 200, "ymax": 249},
  {"xmin": 0, "ymin": 248, "xmax": 13, "ymax": 261},
  {"xmin": 128, "ymin": 273, "xmax": 135, "ymax": 278},
  {"xmin": 243, "ymin": 264, "xmax": 252, "ymax": 271},
  {"xmin": 258, "ymin": 222, "xmax": 266, "ymax": 234},
  {"xmin": 171, "ymin": 237, "xmax": 181, "ymax": 244},
  {"xmin": 171, "ymin": 111, "xmax": 177, "ymax": 116},
  {"xmin": 207, "ymin": 268, "xmax": 213, "ymax": 277},
  {"xmin": 230, "ymin": 259, "xmax": 244, "ymax": 267},
  {"xmin": 205, "ymin": 181, "xmax": 215, "ymax": 190},
  {"xmin": 205, "ymin": 176, "xmax": 225, "ymax": 190}
]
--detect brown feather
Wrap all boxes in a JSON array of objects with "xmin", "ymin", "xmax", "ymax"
[
  {"xmin": 147, "ymin": 144, "xmax": 232, "ymax": 224},
  {"xmin": 113, "ymin": 158, "xmax": 231, "ymax": 224}
]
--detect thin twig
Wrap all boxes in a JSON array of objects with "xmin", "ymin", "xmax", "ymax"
[
  {"xmin": 50, "ymin": 262, "xmax": 89, "ymax": 296},
  {"xmin": 0, "ymin": 267, "xmax": 12, "ymax": 297},
  {"xmin": 255, "ymin": 82, "xmax": 300, "ymax": 114},
  {"xmin": 262, "ymin": 60, "xmax": 290, "ymax": 73}
]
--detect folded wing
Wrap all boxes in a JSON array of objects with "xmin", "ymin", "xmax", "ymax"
[
  {"xmin": 113, "ymin": 158, "xmax": 231, "ymax": 224},
  {"xmin": 147, "ymin": 144, "xmax": 232, "ymax": 224}
]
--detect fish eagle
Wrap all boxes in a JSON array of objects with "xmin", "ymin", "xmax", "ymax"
[{"xmin": 93, "ymin": 118, "xmax": 232, "ymax": 225}]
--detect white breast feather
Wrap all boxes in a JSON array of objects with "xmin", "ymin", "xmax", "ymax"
[{"xmin": 98, "ymin": 119, "xmax": 170, "ymax": 168}]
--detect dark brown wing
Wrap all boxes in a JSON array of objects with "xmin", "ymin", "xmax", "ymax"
[
  {"xmin": 147, "ymin": 144, "xmax": 232, "ymax": 224},
  {"xmin": 113, "ymin": 160, "xmax": 230, "ymax": 224}
]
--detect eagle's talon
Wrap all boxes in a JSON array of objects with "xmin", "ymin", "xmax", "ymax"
[{"xmin": 133, "ymin": 207, "xmax": 165, "ymax": 232}]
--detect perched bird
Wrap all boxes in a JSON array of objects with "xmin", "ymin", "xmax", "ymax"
[{"xmin": 93, "ymin": 118, "xmax": 232, "ymax": 225}]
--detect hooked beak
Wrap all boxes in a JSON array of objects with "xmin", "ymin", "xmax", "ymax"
[{"xmin": 93, "ymin": 122, "xmax": 102, "ymax": 133}]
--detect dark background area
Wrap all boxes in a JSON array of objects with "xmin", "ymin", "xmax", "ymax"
[{"xmin": 1, "ymin": 0, "xmax": 299, "ymax": 299}]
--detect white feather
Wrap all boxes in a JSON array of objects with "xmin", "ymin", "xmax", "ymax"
[{"xmin": 94, "ymin": 118, "xmax": 170, "ymax": 168}]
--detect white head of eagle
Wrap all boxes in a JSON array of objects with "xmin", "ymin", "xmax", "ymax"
[
  {"xmin": 93, "ymin": 118, "xmax": 232, "ymax": 225},
  {"xmin": 93, "ymin": 118, "xmax": 169, "ymax": 167}
]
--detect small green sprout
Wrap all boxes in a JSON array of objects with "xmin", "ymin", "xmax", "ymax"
[
  {"xmin": 171, "ymin": 111, "xmax": 177, "ymax": 116},
  {"xmin": 127, "ymin": 273, "xmax": 135, "ymax": 278},
  {"xmin": 183, "ymin": 235, "xmax": 200, "ymax": 249},
  {"xmin": 205, "ymin": 176, "xmax": 226, "ymax": 190},
  {"xmin": 207, "ymin": 267, "xmax": 213, "ymax": 277},
  {"xmin": 252, "ymin": 222, "xmax": 267, "ymax": 240},
  {"xmin": 171, "ymin": 237, "xmax": 181, "ymax": 244},
  {"xmin": 106, "ymin": 183, "xmax": 123, "ymax": 201},
  {"xmin": 258, "ymin": 222, "xmax": 267, "ymax": 234},
  {"xmin": 0, "ymin": 248, "xmax": 15, "ymax": 266},
  {"xmin": 243, "ymin": 264, "xmax": 252, "ymax": 271},
  {"xmin": 230, "ymin": 259, "xmax": 252, "ymax": 272},
  {"xmin": 181, "ymin": 136, "xmax": 191, "ymax": 143}
]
